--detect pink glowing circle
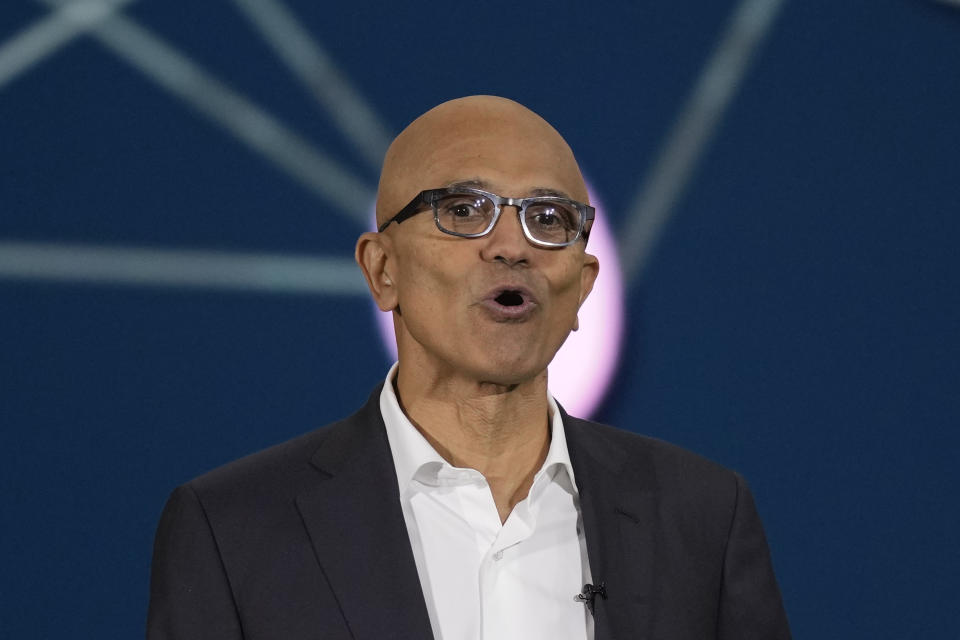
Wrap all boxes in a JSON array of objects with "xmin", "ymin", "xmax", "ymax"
[{"xmin": 373, "ymin": 182, "xmax": 625, "ymax": 418}]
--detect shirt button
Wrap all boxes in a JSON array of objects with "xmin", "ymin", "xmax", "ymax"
[{"xmin": 493, "ymin": 550, "xmax": 503, "ymax": 561}]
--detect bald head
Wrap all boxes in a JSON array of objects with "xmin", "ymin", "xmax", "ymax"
[
  {"xmin": 376, "ymin": 96, "xmax": 588, "ymax": 226},
  {"xmin": 356, "ymin": 95, "xmax": 600, "ymax": 391}
]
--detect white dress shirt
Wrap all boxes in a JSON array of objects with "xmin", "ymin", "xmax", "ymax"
[{"xmin": 379, "ymin": 363, "xmax": 593, "ymax": 640}]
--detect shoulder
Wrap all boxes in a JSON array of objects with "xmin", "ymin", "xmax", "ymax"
[
  {"xmin": 564, "ymin": 414, "xmax": 745, "ymax": 506},
  {"xmin": 179, "ymin": 387, "xmax": 385, "ymax": 516},
  {"xmin": 566, "ymin": 414, "xmax": 734, "ymax": 475},
  {"xmin": 186, "ymin": 423, "xmax": 332, "ymax": 501}
]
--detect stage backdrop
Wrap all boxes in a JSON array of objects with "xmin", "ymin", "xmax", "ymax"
[{"xmin": 2, "ymin": 1, "xmax": 958, "ymax": 637}]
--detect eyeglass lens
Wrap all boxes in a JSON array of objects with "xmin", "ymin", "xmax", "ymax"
[{"xmin": 434, "ymin": 193, "xmax": 580, "ymax": 244}]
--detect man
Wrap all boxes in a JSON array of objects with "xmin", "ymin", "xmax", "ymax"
[{"xmin": 147, "ymin": 96, "xmax": 791, "ymax": 639}]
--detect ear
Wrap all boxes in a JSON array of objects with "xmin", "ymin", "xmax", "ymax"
[
  {"xmin": 572, "ymin": 252, "xmax": 599, "ymax": 332},
  {"xmin": 355, "ymin": 231, "xmax": 399, "ymax": 312}
]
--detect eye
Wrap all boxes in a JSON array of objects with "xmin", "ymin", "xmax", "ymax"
[
  {"xmin": 527, "ymin": 203, "xmax": 577, "ymax": 230},
  {"xmin": 439, "ymin": 195, "xmax": 487, "ymax": 218},
  {"xmin": 449, "ymin": 202, "xmax": 479, "ymax": 218},
  {"xmin": 533, "ymin": 210, "xmax": 560, "ymax": 226},
  {"xmin": 435, "ymin": 193, "xmax": 494, "ymax": 233}
]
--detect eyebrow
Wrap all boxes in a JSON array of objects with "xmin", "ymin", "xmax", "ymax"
[{"xmin": 443, "ymin": 179, "xmax": 573, "ymax": 200}]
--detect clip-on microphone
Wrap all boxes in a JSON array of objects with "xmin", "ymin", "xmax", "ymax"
[{"xmin": 574, "ymin": 582, "xmax": 607, "ymax": 614}]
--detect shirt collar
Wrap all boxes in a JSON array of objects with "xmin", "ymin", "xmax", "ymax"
[{"xmin": 378, "ymin": 362, "xmax": 579, "ymax": 496}]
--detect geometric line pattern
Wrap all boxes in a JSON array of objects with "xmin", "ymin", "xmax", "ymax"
[
  {"xmin": 34, "ymin": 0, "xmax": 376, "ymax": 224},
  {"xmin": 2, "ymin": 0, "xmax": 787, "ymax": 295},
  {"xmin": 229, "ymin": 0, "xmax": 393, "ymax": 171},
  {"xmin": 0, "ymin": 0, "xmax": 136, "ymax": 91},
  {"xmin": 0, "ymin": 240, "xmax": 368, "ymax": 295},
  {"xmin": 619, "ymin": 0, "xmax": 788, "ymax": 287}
]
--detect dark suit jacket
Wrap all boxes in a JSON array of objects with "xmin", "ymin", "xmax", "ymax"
[{"xmin": 147, "ymin": 386, "xmax": 791, "ymax": 639}]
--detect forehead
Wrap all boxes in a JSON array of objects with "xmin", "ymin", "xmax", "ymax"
[
  {"xmin": 417, "ymin": 124, "xmax": 586, "ymax": 201},
  {"xmin": 442, "ymin": 178, "xmax": 574, "ymax": 200},
  {"xmin": 379, "ymin": 99, "xmax": 589, "ymax": 214}
]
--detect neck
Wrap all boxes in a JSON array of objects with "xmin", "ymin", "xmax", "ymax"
[{"xmin": 394, "ymin": 364, "xmax": 551, "ymax": 523}]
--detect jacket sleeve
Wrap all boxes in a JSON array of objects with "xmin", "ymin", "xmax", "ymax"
[
  {"xmin": 146, "ymin": 485, "xmax": 243, "ymax": 640},
  {"xmin": 717, "ymin": 473, "xmax": 792, "ymax": 640}
]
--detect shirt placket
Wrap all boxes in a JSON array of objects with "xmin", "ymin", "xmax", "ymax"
[{"xmin": 479, "ymin": 491, "xmax": 540, "ymax": 640}]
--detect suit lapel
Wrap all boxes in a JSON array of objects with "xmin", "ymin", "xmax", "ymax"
[
  {"xmin": 296, "ymin": 391, "xmax": 434, "ymax": 640},
  {"xmin": 293, "ymin": 393, "xmax": 660, "ymax": 640},
  {"xmin": 565, "ymin": 412, "xmax": 659, "ymax": 640}
]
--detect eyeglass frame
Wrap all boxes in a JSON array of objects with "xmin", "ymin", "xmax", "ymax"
[{"xmin": 377, "ymin": 187, "xmax": 595, "ymax": 248}]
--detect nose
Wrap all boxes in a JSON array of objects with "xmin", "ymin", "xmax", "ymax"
[{"xmin": 479, "ymin": 205, "xmax": 531, "ymax": 266}]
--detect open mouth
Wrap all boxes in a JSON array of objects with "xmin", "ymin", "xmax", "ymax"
[
  {"xmin": 480, "ymin": 284, "xmax": 537, "ymax": 320},
  {"xmin": 495, "ymin": 290, "xmax": 526, "ymax": 307},
  {"xmin": 480, "ymin": 285, "xmax": 537, "ymax": 321}
]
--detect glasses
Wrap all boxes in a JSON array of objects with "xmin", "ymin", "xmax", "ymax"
[{"xmin": 378, "ymin": 187, "xmax": 594, "ymax": 248}]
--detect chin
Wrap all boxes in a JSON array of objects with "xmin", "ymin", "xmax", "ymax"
[{"xmin": 468, "ymin": 351, "xmax": 551, "ymax": 388}]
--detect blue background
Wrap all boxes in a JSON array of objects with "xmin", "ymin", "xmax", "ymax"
[{"xmin": 2, "ymin": 0, "xmax": 958, "ymax": 637}]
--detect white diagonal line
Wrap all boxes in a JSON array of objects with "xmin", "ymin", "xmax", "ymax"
[
  {"xmin": 35, "ymin": 0, "xmax": 376, "ymax": 226},
  {"xmin": 619, "ymin": 0, "xmax": 788, "ymax": 286},
  {"xmin": 0, "ymin": 0, "xmax": 135, "ymax": 91},
  {"xmin": 0, "ymin": 240, "xmax": 368, "ymax": 295},
  {"xmin": 229, "ymin": 0, "xmax": 393, "ymax": 171}
]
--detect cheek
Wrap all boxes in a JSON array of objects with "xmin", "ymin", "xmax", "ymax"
[
  {"xmin": 550, "ymin": 262, "xmax": 587, "ymax": 308},
  {"xmin": 397, "ymin": 244, "xmax": 462, "ymax": 315}
]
